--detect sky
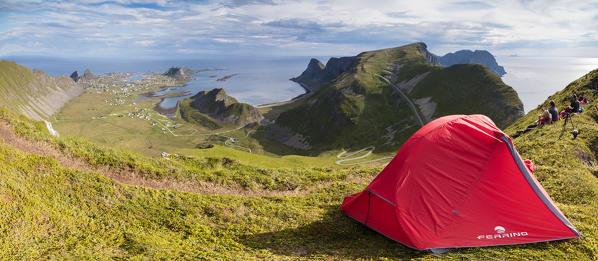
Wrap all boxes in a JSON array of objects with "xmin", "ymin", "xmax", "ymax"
[{"xmin": 1, "ymin": 0, "xmax": 598, "ymax": 58}]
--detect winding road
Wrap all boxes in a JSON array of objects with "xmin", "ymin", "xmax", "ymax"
[
  {"xmin": 335, "ymin": 146, "xmax": 394, "ymax": 166},
  {"xmin": 375, "ymin": 74, "xmax": 426, "ymax": 127}
]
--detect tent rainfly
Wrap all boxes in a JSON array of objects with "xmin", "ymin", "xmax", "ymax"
[{"xmin": 340, "ymin": 115, "xmax": 581, "ymax": 253}]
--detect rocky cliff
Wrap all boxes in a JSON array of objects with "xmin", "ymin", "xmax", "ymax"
[
  {"xmin": 291, "ymin": 56, "xmax": 358, "ymax": 92},
  {"xmin": 179, "ymin": 88, "xmax": 263, "ymax": 127},
  {"xmin": 163, "ymin": 67, "xmax": 189, "ymax": 81},
  {"xmin": 0, "ymin": 60, "xmax": 84, "ymax": 121},
  {"xmin": 439, "ymin": 50, "xmax": 506, "ymax": 77}
]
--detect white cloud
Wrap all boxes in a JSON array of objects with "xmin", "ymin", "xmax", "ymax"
[
  {"xmin": 1, "ymin": 0, "xmax": 597, "ymax": 57},
  {"xmin": 135, "ymin": 40, "xmax": 155, "ymax": 46},
  {"xmin": 212, "ymin": 38, "xmax": 244, "ymax": 43}
]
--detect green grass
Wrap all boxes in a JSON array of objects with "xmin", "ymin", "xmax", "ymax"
[
  {"xmin": 0, "ymin": 60, "xmax": 595, "ymax": 259},
  {"xmin": 410, "ymin": 63, "xmax": 523, "ymax": 128},
  {"xmin": 178, "ymin": 144, "xmax": 393, "ymax": 169},
  {"xmin": 275, "ymin": 43, "xmax": 523, "ymax": 153},
  {"xmin": 178, "ymin": 97, "xmax": 225, "ymax": 129},
  {"xmin": 1, "ymin": 91, "xmax": 597, "ymax": 258},
  {"xmin": 0, "ymin": 60, "xmax": 76, "ymax": 119}
]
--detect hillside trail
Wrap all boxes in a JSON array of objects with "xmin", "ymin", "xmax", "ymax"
[{"xmin": 0, "ymin": 120, "xmax": 367, "ymax": 197}]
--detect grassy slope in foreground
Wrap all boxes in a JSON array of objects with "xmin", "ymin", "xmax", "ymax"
[{"xmin": 0, "ymin": 72, "xmax": 596, "ymax": 259}]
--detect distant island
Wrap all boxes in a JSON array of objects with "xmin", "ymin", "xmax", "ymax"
[{"xmin": 216, "ymin": 74, "xmax": 239, "ymax": 82}]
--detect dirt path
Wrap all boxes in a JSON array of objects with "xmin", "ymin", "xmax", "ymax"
[
  {"xmin": 0, "ymin": 120, "xmax": 366, "ymax": 197},
  {"xmin": 376, "ymin": 74, "xmax": 426, "ymax": 127}
]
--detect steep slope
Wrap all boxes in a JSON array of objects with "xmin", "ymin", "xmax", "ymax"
[
  {"xmin": 0, "ymin": 69, "xmax": 595, "ymax": 259},
  {"xmin": 439, "ymin": 50, "xmax": 507, "ymax": 77},
  {"xmin": 409, "ymin": 63, "xmax": 522, "ymax": 125},
  {"xmin": 274, "ymin": 43, "xmax": 523, "ymax": 152},
  {"xmin": 0, "ymin": 60, "xmax": 83, "ymax": 121},
  {"xmin": 179, "ymin": 88, "xmax": 263, "ymax": 127},
  {"xmin": 291, "ymin": 57, "xmax": 358, "ymax": 92}
]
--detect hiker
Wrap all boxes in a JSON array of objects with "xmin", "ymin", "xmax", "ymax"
[
  {"xmin": 560, "ymin": 94, "xmax": 580, "ymax": 119},
  {"xmin": 548, "ymin": 100, "xmax": 559, "ymax": 123},
  {"xmin": 512, "ymin": 108, "xmax": 551, "ymax": 138}
]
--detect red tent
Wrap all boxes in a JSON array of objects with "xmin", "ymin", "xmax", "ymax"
[{"xmin": 340, "ymin": 114, "xmax": 580, "ymax": 253}]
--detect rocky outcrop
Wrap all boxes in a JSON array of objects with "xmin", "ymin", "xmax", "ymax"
[
  {"xmin": 83, "ymin": 69, "xmax": 96, "ymax": 80},
  {"xmin": 182, "ymin": 88, "xmax": 263, "ymax": 126},
  {"xmin": 439, "ymin": 50, "xmax": 506, "ymax": 77},
  {"xmin": 416, "ymin": 42, "xmax": 440, "ymax": 65},
  {"xmin": 163, "ymin": 67, "xmax": 187, "ymax": 80},
  {"xmin": 70, "ymin": 71, "xmax": 81, "ymax": 82},
  {"xmin": 291, "ymin": 56, "xmax": 358, "ymax": 92},
  {"xmin": 0, "ymin": 60, "xmax": 84, "ymax": 121}
]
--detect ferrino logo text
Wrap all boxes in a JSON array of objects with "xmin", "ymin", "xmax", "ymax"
[{"xmin": 477, "ymin": 226, "xmax": 529, "ymax": 240}]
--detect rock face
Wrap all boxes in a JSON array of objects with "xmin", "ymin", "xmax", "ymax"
[
  {"xmin": 291, "ymin": 56, "xmax": 358, "ymax": 92},
  {"xmin": 70, "ymin": 71, "xmax": 81, "ymax": 82},
  {"xmin": 182, "ymin": 88, "xmax": 263, "ymax": 126},
  {"xmin": 0, "ymin": 60, "xmax": 84, "ymax": 121},
  {"xmin": 416, "ymin": 43, "xmax": 440, "ymax": 65},
  {"xmin": 163, "ymin": 67, "xmax": 187, "ymax": 80},
  {"xmin": 439, "ymin": 50, "xmax": 506, "ymax": 77},
  {"xmin": 83, "ymin": 69, "xmax": 96, "ymax": 80}
]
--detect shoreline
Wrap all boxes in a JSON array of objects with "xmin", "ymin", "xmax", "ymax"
[
  {"xmin": 153, "ymin": 100, "xmax": 178, "ymax": 116},
  {"xmin": 256, "ymin": 80, "xmax": 312, "ymax": 108},
  {"xmin": 140, "ymin": 72, "xmax": 312, "ymax": 112}
]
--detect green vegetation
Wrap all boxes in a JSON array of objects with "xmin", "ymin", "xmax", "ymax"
[
  {"xmin": 277, "ymin": 43, "xmax": 428, "ymax": 152},
  {"xmin": 0, "ymin": 60, "xmax": 77, "ymax": 120},
  {"xmin": 179, "ymin": 97, "xmax": 225, "ymax": 129},
  {"xmin": 410, "ymin": 63, "xmax": 523, "ymax": 128},
  {"xmin": 0, "ymin": 64, "xmax": 596, "ymax": 259},
  {"xmin": 180, "ymin": 88, "xmax": 263, "ymax": 127},
  {"xmin": 275, "ymin": 43, "xmax": 523, "ymax": 153}
]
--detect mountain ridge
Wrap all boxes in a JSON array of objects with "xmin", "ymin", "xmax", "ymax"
[
  {"xmin": 179, "ymin": 88, "xmax": 264, "ymax": 128},
  {"xmin": 275, "ymin": 42, "xmax": 522, "ymax": 152},
  {"xmin": 0, "ymin": 60, "xmax": 83, "ymax": 121}
]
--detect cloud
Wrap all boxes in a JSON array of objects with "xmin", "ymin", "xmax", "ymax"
[
  {"xmin": 135, "ymin": 40, "xmax": 155, "ymax": 46},
  {"xmin": 0, "ymin": 0, "xmax": 597, "ymax": 58}
]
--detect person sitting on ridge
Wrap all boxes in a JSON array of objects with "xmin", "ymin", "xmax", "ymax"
[
  {"xmin": 560, "ymin": 94, "xmax": 580, "ymax": 119},
  {"xmin": 512, "ymin": 108, "xmax": 551, "ymax": 138},
  {"xmin": 548, "ymin": 100, "xmax": 559, "ymax": 123}
]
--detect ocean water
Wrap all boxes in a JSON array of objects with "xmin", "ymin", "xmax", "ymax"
[
  {"xmin": 499, "ymin": 56, "xmax": 598, "ymax": 112},
  {"xmin": 5, "ymin": 56, "xmax": 313, "ymax": 106},
  {"xmin": 5, "ymin": 55, "xmax": 598, "ymax": 111}
]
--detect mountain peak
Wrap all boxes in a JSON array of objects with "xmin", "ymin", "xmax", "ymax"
[
  {"xmin": 83, "ymin": 69, "xmax": 96, "ymax": 79},
  {"xmin": 182, "ymin": 88, "xmax": 262, "ymax": 126},
  {"xmin": 163, "ymin": 67, "xmax": 187, "ymax": 80},
  {"xmin": 439, "ymin": 49, "xmax": 506, "ymax": 77}
]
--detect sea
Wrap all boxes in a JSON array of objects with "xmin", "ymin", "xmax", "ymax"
[
  {"xmin": 499, "ymin": 56, "xmax": 598, "ymax": 112},
  {"xmin": 4, "ymin": 55, "xmax": 598, "ymax": 112}
]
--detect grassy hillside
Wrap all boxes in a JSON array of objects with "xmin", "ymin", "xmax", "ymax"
[
  {"xmin": 410, "ymin": 63, "xmax": 523, "ymax": 128},
  {"xmin": 275, "ymin": 43, "xmax": 523, "ymax": 152},
  {"xmin": 276, "ymin": 43, "xmax": 431, "ymax": 152},
  {"xmin": 0, "ymin": 69, "xmax": 596, "ymax": 259},
  {"xmin": 179, "ymin": 98, "xmax": 225, "ymax": 130},
  {"xmin": 180, "ymin": 88, "xmax": 263, "ymax": 127},
  {"xmin": 0, "ymin": 60, "xmax": 79, "ymax": 120}
]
